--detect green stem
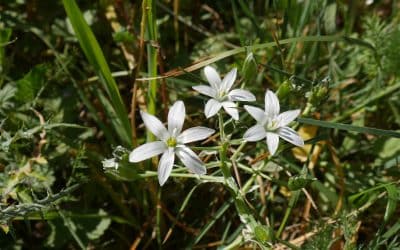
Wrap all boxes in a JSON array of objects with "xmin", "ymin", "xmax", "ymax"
[
  {"xmin": 145, "ymin": 0, "xmax": 158, "ymax": 142},
  {"xmin": 230, "ymin": 141, "xmax": 247, "ymax": 161},
  {"xmin": 139, "ymin": 171, "xmax": 225, "ymax": 182},
  {"xmin": 156, "ymin": 189, "xmax": 162, "ymax": 247},
  {"xmin": 217, "ymin": 112, "xmax": 257, "ymax": 230},
  {"xmin": 276, "ymin": 190, "xmax": 300, "ymax": 238}
]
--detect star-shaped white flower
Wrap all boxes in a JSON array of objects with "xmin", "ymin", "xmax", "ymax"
[
  {"xmin": 129, "ymin": 101, "xmax": 215, "ymax": 186},
  {"xmin": 193, "ymin": 66, "xmax": 256, "ymax": 120},
  {"xmin": 243, "ymin": 90, "xmax": 304, "ymax": 155}
]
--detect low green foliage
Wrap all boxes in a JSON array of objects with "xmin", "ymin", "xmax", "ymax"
[{"xmin": 1, "ymin": 0, "xmax": 399, "ymax": 249}]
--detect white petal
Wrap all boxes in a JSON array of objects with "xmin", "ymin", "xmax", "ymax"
[
  {"xmin": 243, "ymin": 124, "xmax": 266, "ymax": 141},
  {"xmin": 176, "ymin": 146, "xmax": 206, "ymax": 175},
  {"xmin": 140, "ymin": 111, "xmax": 169, "ymax": 140},
  {"xmin": 168, "ymin": 101, "xmax": 185, "ymax": 136},
  {"xmin": 266, "ymin": 132, "xmax": 279, "ymax": 155},
  {"xmin": 204, "ymin": 66, "xmax": 221, "ymax": 90},
  {"xmin": 222, "ymin": 101, "xmax": 239, "ymax": 120},
  {"xmin": 277, "ymin": 109, "xmax": 300, "ymax": 127},
  {"xmin": 278, "ymin": 126, "xmax": 304, "ymax": 147},
  {"xmin": 228, "ymin": 89, "xmax": 256, "ymax": 102},
  {"xmin": 264, "ymin": 90, "xmax": 280, "ymax": 117},
  {"xmin": 244, "ymin": 105, "xmax": 266, "ymax": 123},
  {"xmin": 129, "ymin": 141, "xmax": 166, "ymax": 162},
  {"xmin": 192, "ymin": 85, "xmax": 217, "ymax": 98},
  {"xmin": 205, "ymin": 99, "xmax": 222, "ymax": 118},
  {"xmin": 158, "ymin": 148, "xmax": 175, "ymax": 186},
  {"xmin": 221, "ymin": 68, "xmax": 237, "ymax": 92},
  {"xmin": 177, "ymin": 126, "xmax": 215, "ymax": 144}
]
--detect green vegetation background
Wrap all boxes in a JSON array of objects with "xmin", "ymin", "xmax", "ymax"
[{"xmin": 0, "ymin": 0, "xmax": 400, "ymax": 249}]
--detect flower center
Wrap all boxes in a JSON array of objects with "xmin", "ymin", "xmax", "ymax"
[
  {"xmin": 264, "ymin": 119, "xmax": 278, "ymax": 132},
  {"xmin": 166, "ymin": 137, "xmax": 177, "ymax": 147},
  {"xmin": 217, "ymin": 91, "xmax": 228, "ymax": 101}
]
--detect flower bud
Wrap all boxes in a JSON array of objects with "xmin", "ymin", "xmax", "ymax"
[
  {"xmin": 276, "ymin": 79, "xmax": 293, "ymax": 100},
  {"xmin": 254, "ymin": 225, "xmax": 271, "ymax": 244},
  {"xmin": 241, "ymin": 52, "xmax": 257, "ymax": 83},
  {"xmin": 307, "ymin": 85, "xmax": 329, "ymax": 106},
  {"xmin": 288, "ymin": 175, "xmax": 316, "ymax": 191}
]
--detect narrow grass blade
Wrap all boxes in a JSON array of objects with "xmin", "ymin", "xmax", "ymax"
[
  {"xmin": 189, "ymin": 198, "xmax": 234, "ymax": 247},
  {"xmin": 384, "ymin": 184, "xmax": 398, "ymax": 223},
  {"xmin": 62, "ymin": 0, "xmax": 132, "ymax": 146},
  {"xmin": 298, "ymin": 117, "xmax": 400, "ymax": 138}
]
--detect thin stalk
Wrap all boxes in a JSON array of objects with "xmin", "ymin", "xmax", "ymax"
[
  {"xmin": 230, "ymin": 141, "xmax": 247, "ymax": 161},
  {"xmin": 276, "ymin": 189, "xmax": 301, "ymax": 238},
  {"xmin": 138, "ymin": 171, "xmax": 225, "ymax": 182},
  {"xmin": 143, "ymin": 3, "xmax": 163, "ymax": 247},
  {"xmin": 156, "ymin": 189, "xmax": 162, "ymax": 246},
  {"xmin": 130, "ymin": 0, "xmax": 148, "ymax": 146},
  {"xmin": 217, "ymin": 112, "xmax": 257, "ymax": 230},
  {"xmin": 145, "ymin": 0, "xmax": 158, "ymax": 142}
]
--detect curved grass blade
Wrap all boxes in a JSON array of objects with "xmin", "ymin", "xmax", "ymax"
[
  {"xmin": 384, "ymin": 184, "xmax": 399, "ymax": 223},
  {"xmin": 136, "ymin": 35, "xmax": 342, "ymax": 81},
  {"xmin": 62, "ymin": 0, "xmax": 132, "ymax": 147}
]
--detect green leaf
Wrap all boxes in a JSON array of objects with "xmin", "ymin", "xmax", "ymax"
[
  {"xmin": 15, "ymin": 64, "xmax": 46, "ymax": 102},
  {"xmin": 62, "ymin": 0, "xmax": 132, "ymax": 147}
]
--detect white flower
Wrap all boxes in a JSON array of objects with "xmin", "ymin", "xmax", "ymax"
[
  {"xmin": 243, "ymin": 90, "xmax": 304, "ymax": 155},
  {"xmin": 129, "ymin": 101, "xmax": 215, "ymax": 186},
  {"xmin": 193, "ymin": 66, "xmax": 256, "ymax": 120}
]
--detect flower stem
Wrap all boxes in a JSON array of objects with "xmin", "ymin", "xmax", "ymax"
[
  {"xmin": 217, "ymin": 112, "xmax": 257, "ymax": 230},
  {"xmin": 276, "ymin": 189, "xmax": 300, "ymax": 238}
]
